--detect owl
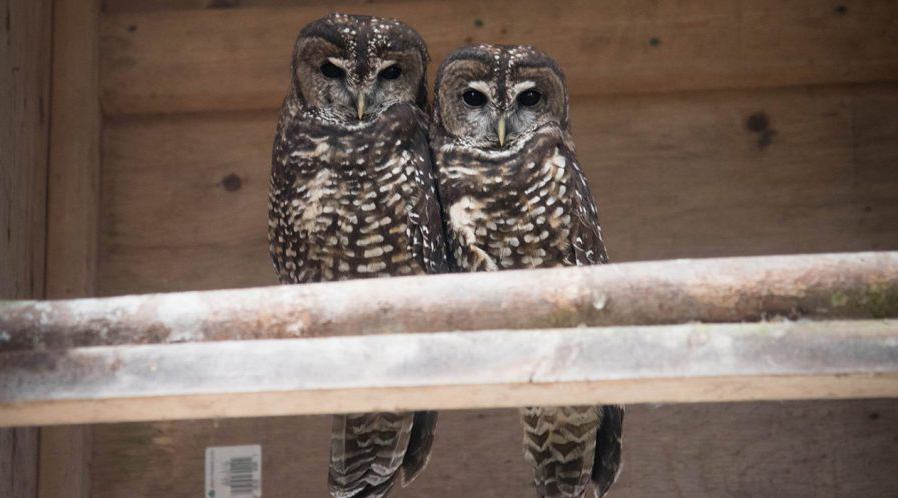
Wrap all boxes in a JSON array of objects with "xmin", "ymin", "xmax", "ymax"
[
  {"xmin": 267, "ymin": 13, "xmax": 447, "ymax": 498},
  {"xmin": 430, "ymin": 44, "xmax": 624, "ymax": 497}
]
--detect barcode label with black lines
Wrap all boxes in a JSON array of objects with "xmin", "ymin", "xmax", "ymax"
[{"xmin": 205, "ymin": 445, "xmax": 261, "ymax": 498}]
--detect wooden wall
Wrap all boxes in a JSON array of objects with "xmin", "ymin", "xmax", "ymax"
[
  {"xmin": 17, "ymin": 0, "xmax": 898, "ymax": 496},
  {"xmin": 96, "ymin": 0, "xmax": 898, "ymax": 295},
  {"xmin": 0, "ymin": 0, "xmax": 52, "ymax": 497},
  {"xmin": 91, "ymin": 400, "xmax": 898, "ymax": 497}
]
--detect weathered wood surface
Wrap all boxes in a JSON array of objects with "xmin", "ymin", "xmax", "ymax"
[
  {"xmin": 0, "ymin": 0, "xmax": 52, "ymax": 496},
  {"xmin": 39, "ymin": 1, "xmax": 103, "ymax": 496},
  {"xmin": 98, "ymin": 0, "xmax": 898, "ymax": 115},
  {"xmin": 89, "ymin": 400, "xmax": 898, "ymax": 498},
  {"xmin": 0, "ymin": 428, "xmax": 39, "ymax": 498},
  {"xmin": 98, "ymin": 84, "xmax": 898, "ymax": 295},
  {"xmin": 102, "ymin": 0, "xmax": 419, "ymax": 12},
  {"xmin": 46, "ymin": 0, "xmax": 101, "ymax": 300},
  {"xmin": 0, "ymin": 0, "xmax": 52, "ymax": 302},
  {"xmin": 3, "ymin": 252, "xmax": 897, "ymax": 351},
  {"xmin": 37, "ymin": 426, "xmax": 92, "ymax": 498},
  {"xmin": 2, "ymin": 320, "xmax": 897, "ymax": 426}
]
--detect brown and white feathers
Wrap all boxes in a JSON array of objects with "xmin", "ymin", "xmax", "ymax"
[
  {"xmin": 430, "ymin": 44, "xmax": 623, "ymax": 497},
  {"xmin": 267, "ymin": 13, "xmax": 446, "ymax": 498}
]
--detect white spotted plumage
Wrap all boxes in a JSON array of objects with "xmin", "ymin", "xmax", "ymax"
[
  {"xmin": 431, "ymin": 44, "xmax": 623, "ymax": 498},
  {"xmin": 268, "ymin": 13, "xmax": 446, "ymax": 498}
]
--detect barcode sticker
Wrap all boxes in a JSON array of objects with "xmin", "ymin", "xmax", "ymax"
[{"xmin": 205, "ymin": 445, "xmax": 262, "ymax": 498}]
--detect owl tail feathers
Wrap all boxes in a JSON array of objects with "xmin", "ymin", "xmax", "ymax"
[
  {"xmin": 522, "ymin": 406, "xmax": 601, "ymax": 498},
  {"xmin": 591, "ymin": 405, "xmax": 625, "ymax": 497},
  {"xmin": 328, "ymin": 412, "xmax": 425, "ymax": 498}
]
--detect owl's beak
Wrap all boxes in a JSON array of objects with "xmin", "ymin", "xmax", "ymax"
[
  {"xmin": 497, "ymin": 117, "xmax": 506, "ymax": 147},
  {"xmin": 356, "ymin": 93, "xmax": 366, "ymax": 120}
]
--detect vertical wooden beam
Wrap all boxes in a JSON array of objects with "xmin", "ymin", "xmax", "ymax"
[
  {"xmin": 0, "ymin": 0, "xmax": 53, "ymax": 496},
  {"xmin": 37, "ymin": 428, "xmax": 91, "ymax": 498},
  {"xmin": 45, "ymin": 0, "xmax": 100, "ymax": 299},
  {"xmin": 0, "ymin": 0, "xmax": 52, "ymax": 298},
  {"xmin": 38, "ymin": 0, "xmax": 101, "ymax": 497}
]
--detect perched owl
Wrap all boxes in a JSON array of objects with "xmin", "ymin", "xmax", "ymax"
[
  {"xmin": 267, "ymin": 13, "xmax": 447, "ymax": 498},
  {"xmin": 430, "ymin": 44, "xmax": 624, "ymax": 497}
]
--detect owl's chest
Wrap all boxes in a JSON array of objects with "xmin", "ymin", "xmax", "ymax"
[
  {"xmin": 285, "ymin": 157, "xmax": 421, "ymax": 238},
  {"xmin": 444, "ymin": 150, "xmax": 576, "ymax": 270},
  {"xmin": 272, "ymin": 153, "xmax": 426, "ymax": 281}
]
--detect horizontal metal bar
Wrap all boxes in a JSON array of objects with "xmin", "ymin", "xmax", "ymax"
[
  {"xmin": 1, "ymin": 252, "xmax": 897, "ymax": 352},
  {"xmin": 1, "ymin": 320, "xmax": 897, "ymax": 427}
]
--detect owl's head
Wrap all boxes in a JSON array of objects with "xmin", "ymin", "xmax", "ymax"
[
  {"xmin": 433, "ymin": 44, "xmax": 569, "ymax": 152},
  {"xmin": 291, "ymin": 13, "xmax": 429, "ymax": 124}
]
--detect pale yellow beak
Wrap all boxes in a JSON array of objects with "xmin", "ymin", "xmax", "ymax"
[
  {"xmin": 357, "ymin": 93, "xmax": 366, "ymax": 120},
  {"xmin": 497, "ymin": 117, "xmax": 506, "ymax": 147}
]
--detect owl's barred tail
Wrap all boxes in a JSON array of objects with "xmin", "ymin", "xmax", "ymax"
[
  {"xmin": 328, "ymin": 411, "xmax": 436, "ymax": 498},
  {"xmin": 522, "ymin": 405, "xmax": 622, "ymax": 498}
]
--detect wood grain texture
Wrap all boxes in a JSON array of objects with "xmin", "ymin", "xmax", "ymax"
[
  {"xmin": 1, "ymin": 428, "xmax": 39, "ymax": 498},
  {"xmin": 98, "ymin": 84, "xmax": 898, "ymax": 295},
  {"xmin": 4, "ymin": 320, "xmax": 897, "ymax": 427},
  {"xmin": 88, "ymin": 400, "xmax": 898, "ymax": 497},
  {"xmin": 98, "ymin": 0, "xmax": 898, "ymax": 115},
  {"xmin": 102, "ymin": 0, "xmax": 420, "ymax": 13},
  {"xmin": 39, "ymin": 1, "xmax": 102, "ymax": 496},
  {"xmin": 46, "ymin": 0, "xmax": 101, "ymax": 299},
  {"xmin": 0, "ymin": 0, "xmax": 52, "ymax": 301},
  {"xmin": 38, "ymin": 427, "xmax": 92, "ymax": 498},
  {"xmin": 0, "ymin": 0, "xmax": 52, "ymax": 497}
]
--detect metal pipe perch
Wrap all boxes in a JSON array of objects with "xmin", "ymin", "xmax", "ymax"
[
  {"xmin": 1, "ymin": 252, "xmax": 897, "ymax": 426},
  {"xmin": 1, "ymin": 320, "xmax": 897, "ymax": 426},
  {"xmin": 1, "ymin": 252, "xmax": 897, "ymax": 352}
]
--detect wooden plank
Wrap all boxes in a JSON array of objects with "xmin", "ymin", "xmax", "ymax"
[
  {"xmin": 0, "ymin": 0, "xmax": 52, "ymax": 496},
  {"xmin": 103, "ymin": 0, "xmax": 420, "ymax": 13},
  {"xmin": 0, "ymin": 0, "xmax": 52, "ymax": 300},
  {"xmin": 37, "ymin": 427, "xmax": 91, "ymax": 498},
  {"xmin": 46, "ymin": 0, "xmax": 101, "ymax": 299},
  {"xmin": 98, "ymin": 84, "xmax": 898, "ymax": 295},
  {"xmin": 39, "ymin": 0, "xmax": 102, "ymax": 495},
  {"xmin": 88, "ymin": 400, "xmax": 898, "ymax": 497},
  {"xmin": 0, "ymin": 428, "xmax": 39, "ymax": 498},
  {"xmin": 2, "ymin": 320, "xmax": 897, "ymax": 426},
  {"xmin": 98, "ymin": 0, "xmax": 898, "ymax": 115},
  {"xmin": 103, "ymin": 0, "xmax": 417, "ymax": 14},
  {"xmin": 5, "ymin": 251, "xmax": 898, "ymax": 351}
]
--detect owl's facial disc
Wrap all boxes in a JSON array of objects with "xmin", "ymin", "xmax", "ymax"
[
  {"xmin": 299, "ymin": 46, "xmax": 422, "ymax": 122},
  {"xmin": 445, "ymin": 79, "xmax": 549, "ymax": 149},
  {"xmin": 292, "ymin": 14, "xmax": 428, "ymax": 125},
  {"xmin": 436, "ymin": 45, "xmax": 568, "ymax": 151}
]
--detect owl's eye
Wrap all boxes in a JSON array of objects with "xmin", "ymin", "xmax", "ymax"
[
  {"xmin": 517, "ymin": 89, "xmax": 542, "ymax": 107},
  {"xmin": 378, "ymin": 65, "xmax": 402, "ymax": 80},
  {"xmin": 320, "ymin": 62, "xmax": 345, "ymax": 79},
  {"xmin": 462, "ymin": 89, "xmax": 487, "ymax": 107}
]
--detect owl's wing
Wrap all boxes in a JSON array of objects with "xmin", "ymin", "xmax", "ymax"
[
  {"xmin": 406, "ymin": 112, "xmax": 451, "ymax": 275},
  {"xmin": 566, "ymin": 151, "xmax": 609, "ymax": 266},
  {"xmin": 592, "ymin": 405, "xmax": 624, "ymax": 496},
  {"xmin": 564, "ymin": 149, "xmax": 623, "ymax": 496},
  {"xmin": 398, "ymin": 112, "xmax": 445, "ymax": 484},
  {"xmin": 400, "ymin": 410, "xmax": 438, "ymax": 485}
]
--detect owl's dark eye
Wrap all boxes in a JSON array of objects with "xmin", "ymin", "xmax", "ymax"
[
  {"xmin": 320, "ymin": 62, "xmax": 345, "ymax": 79},
  {"xmin": 462, "ymin": 89, "xmax": 487, "ymax": 107},
  {"xmin": 517, "ymin": 89, "xmax": 542, "ymax": 107},
  {"xmin": 378, "ymin": 65, "xmax": 402, "ymax": 80}
]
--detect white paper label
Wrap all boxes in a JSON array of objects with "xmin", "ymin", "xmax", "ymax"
[{"xmin": 205, "ymin": 445, "xmax": 262, "ymax": 498}]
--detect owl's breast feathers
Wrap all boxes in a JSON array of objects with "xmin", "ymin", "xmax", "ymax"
[
  {"xmin": 436, "ymin": 131, "xmax": 606, "ymax": 272},
  {"xmin": 269, "ymin": 103, "xmax": 446, "ymax": 283}
]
